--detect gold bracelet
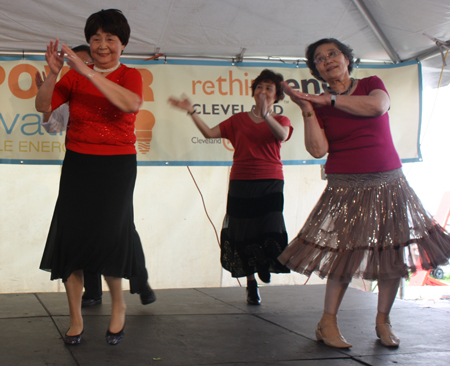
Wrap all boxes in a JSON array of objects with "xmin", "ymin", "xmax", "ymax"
[{"xmin": 302, "ymin": 111, "xmax": 314, "ymax": 118}]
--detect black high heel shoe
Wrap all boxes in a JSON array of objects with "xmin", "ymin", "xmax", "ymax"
[
  {"xmin": 246, "ymin": 280, "xmax": 261, "ymax": 305},
  {"xmin": 106, "ymin": 326, "xmax": 125, "ymax": 345},
  {"xmin": 64, "ymin": 329, "xmax": 84, "ymax": 345}
]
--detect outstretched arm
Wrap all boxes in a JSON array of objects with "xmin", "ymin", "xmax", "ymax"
[{"xmin": 168, "ymin": 96, "xmax": 221, "ymax": 139}]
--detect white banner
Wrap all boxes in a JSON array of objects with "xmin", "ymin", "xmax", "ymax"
[{"xmin": 0, "ymin": 58, "xmax": 422, "ymax": 165}]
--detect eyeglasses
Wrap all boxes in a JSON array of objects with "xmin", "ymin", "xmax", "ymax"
[{"xmin": 314, "ymin": 50, "xmax": 343, "ymax": 64}]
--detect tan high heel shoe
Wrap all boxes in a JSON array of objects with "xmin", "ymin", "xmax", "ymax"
[
  {"xmin": 315, "ymin": 323, "xmax": 352, "ymax": 348},
  {"xmin": 376, "ymin": 323, "xmax": 400, "ymax": 347}
]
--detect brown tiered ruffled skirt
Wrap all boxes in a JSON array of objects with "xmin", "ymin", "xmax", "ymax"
[{"xmin": 278, "ymin": 168, "xmax": 450, "ymax": 283}]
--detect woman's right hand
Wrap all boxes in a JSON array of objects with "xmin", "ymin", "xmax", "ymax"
[
  {"xmin": 45, "ymin": 39, "xmax": 65, "ymax": 76},
  {"xmin": 281, "ymin": 82, "xmax": 328, "ymax": 158},
  {"xmin": 168, "ymin": 95, "xmax": 194, "ymax": 113}
]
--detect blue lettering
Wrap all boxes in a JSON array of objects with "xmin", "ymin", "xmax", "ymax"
[
  {"xmin": 0, "ymin": 113, "xmax": 20, "ymax": 134},
  {"xmin": 21, "ymin": 114, "xmax": 44, "ymax": 136}
]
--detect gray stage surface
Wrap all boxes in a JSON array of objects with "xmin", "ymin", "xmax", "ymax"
[{"xmin": 1, "ymin": 285, "xmax": 449, "ymax": 366}]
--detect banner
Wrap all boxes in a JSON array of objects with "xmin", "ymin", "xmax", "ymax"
[{"xmin": 0, "ymin": 57, "xmax": 422, "ymax": 165}]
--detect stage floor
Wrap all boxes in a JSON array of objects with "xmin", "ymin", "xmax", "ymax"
[{"xmin": 1, "ymin": 284, "xmax": 449, "ymax": 365}]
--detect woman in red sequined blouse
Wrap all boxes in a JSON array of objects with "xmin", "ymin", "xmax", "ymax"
[{"xmin": 36, "ymin": 9, "xmax": 143, "ymax": 346}]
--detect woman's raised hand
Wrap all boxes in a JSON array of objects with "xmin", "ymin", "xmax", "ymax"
[
  {"xmin": 256, "ymin": 92, "xmax": 270, "ymax": 116},
  {"xmin": 62, "ymin": 44, "xmax": 91, "ymax": 77},
  {"xmin": 168, "ymin": 95, "xmax": 194, "ymax": 112},
  {"xmin": 45, "ymin": 39, "xmax": 65, "ymax": 76}
]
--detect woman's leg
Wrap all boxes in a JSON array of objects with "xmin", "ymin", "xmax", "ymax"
[
  {"xmin": 316, "ymin": 278, "xmax": 352, "ymax": 348},
  {"xmin": 104, "ymin": 276, "xmax": 127, "ymax": 333},
  {"xmin": 246, "ymin": 274, "xmax": 261, "ymax": 305},
  {"xmin": 64, "ymin": 270, "xmax": 84, "ymax": 336},
  {"xmin": 376, "ymin": 277, "xmax": 401, "ymax": 346},
  {"xmin": 323, "ymin": 278, "xmax": 349, "ymax": 315}
]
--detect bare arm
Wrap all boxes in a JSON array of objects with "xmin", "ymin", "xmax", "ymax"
[
  {"xmin": 322, "ymin": 89, "xmax": 389, "ymax": 116},
  {"xmin": 35, "ymin": 71, "xmax": 52, "ymax": 122},
  {"xmin": 168, "ymin": 96, "xmax": 221, "ymax": 139},
  {"xmin": 303, "ymin": 112, "xmax": 328, "ymax": 158},
  {"xmin": 62, "ymin": 44, "xmax": 141, "ymax": 113},
  {"xmin": 255, "ymin": 92, "xmax": 290, "ymax": 141},
  {"xmin": 35, "ymin": 39, "xmax": 64, "ymax": 113},
  {"xmin": 263, "ymin": 114, "xmax": 290, "ymax": 141},
  {"xmin": 285, "ymin": 84, "xmax": 390, "ymax": 117}
]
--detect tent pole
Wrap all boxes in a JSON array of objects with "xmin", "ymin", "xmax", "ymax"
[{"xmin": 352, "ymin": 0, "xmax": 401, "ymax": 64}]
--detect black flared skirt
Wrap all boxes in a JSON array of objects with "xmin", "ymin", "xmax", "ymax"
[
  {"xmin": 220, "ymin": 179, "xmax": 290, "ymax": 278},
  {"xmin": 278, "ymin": 168, "xmax": 450, "ymax": 283},
  {"xmin": 40, "ymin": 149, "xmax": 142, "ymax": 282}
]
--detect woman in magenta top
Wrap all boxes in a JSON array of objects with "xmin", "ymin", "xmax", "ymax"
[
  {"xmin": 36, "ymin": 9, "xmax": 143, "ymax": 346},
  {"xmin": 278, "ymin": 38, "xmax": 450, "ymax": 349},
  {"xmin": 169, "ymin": 69, "xmax": 293, "ymax": 305}
]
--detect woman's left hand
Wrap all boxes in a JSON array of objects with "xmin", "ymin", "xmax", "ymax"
[{"xmin": 62, "ymin": 44, "xmax": 91, "ymax": 77}]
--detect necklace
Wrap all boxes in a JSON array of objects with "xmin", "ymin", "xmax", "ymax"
[
  {"xmin": 327, "ymin": 78, "xmax": 355, "ymax": 95},
  {"xmin": 251, "ymin": 106, "xmax": 272, "ymax": 118},
  {"xmin": 93, "ymin": 63, "xmax": 121, "ymax": 73}
]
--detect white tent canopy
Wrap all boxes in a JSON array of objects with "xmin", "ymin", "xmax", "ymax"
[{"xmin": 1, "ymin": 0, "xmax": 450, "ymax": 87}]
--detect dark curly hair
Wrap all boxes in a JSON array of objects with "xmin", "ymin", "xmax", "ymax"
[
  {"xmin": 305, "ymin": 38, "xmax": 354, "ymax": 82},
  {"xmin": 85, "ymin": 9, "xmax": 130, "ymax": 46},
  {"xmin": 251, "ymin": 69, "xmax": 285, "ymax": 103}
]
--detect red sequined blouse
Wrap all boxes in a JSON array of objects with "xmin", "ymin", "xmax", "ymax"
[{"xmin": 51, "ymin": 64, "xmax": 143, "ymax": 155}]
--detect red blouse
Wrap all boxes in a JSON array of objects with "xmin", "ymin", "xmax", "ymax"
[
  {"xmin": 219, "ymin": 112, "xmax": 293, "ymax": 180},
  {"xmin": 316, "ymin": 76, "xmax": 402, "ymax": 174},
  {"xmin": 51, "ymin": 64, "xmax": 143, "ymax": 155}
]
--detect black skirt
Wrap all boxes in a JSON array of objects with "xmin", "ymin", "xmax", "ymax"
[
  {"xmin": 40, "ymin": 149, "xmax": 142, "ymax": 282},
  {"xmin": 220, "ymin": 179, "xmax": 290, "ymax": 278}
]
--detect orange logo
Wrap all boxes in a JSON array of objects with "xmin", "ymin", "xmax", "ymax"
[
  {"xmin": 223, "ymin": 138, "xmax": 234, "ymax": 151},
  {"xmin": 135, "ymin": 109, "xmax": 155, "ymax": 154}
]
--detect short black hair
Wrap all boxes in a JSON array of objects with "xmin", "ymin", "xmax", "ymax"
[
  {"xmin": 85, "ymin": 9, "xmax": 130, "ymax": 46},
  {"xmin": 71, "ymin": 45, "xmax": 90, "ymax": 54},
  {"xmin": 305, "ymin": 38, "xmax": 355, "ymax": 82},
  {"xmin": 251, "ymin": 69, "xmax": 285, "ymax": 103}
]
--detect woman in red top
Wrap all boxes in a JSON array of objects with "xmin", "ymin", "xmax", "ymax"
[
  {"xmin": 169, "ymin": 69, "xmax": 293, "ymax": 305},
  {"xmin": 278, "ymin": 38, "xmax": 450, "ymax": 349},
  {"xmin": 36, "ymin": 9, "xmax": 144, "ymax": 346}
]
